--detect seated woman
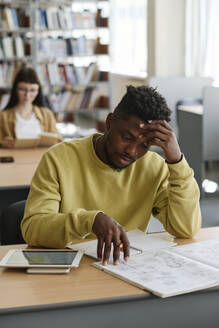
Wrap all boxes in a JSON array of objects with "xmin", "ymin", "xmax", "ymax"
[{"xmin": 0, "ymin": 66, "xmax": 61, "ymax": 148}]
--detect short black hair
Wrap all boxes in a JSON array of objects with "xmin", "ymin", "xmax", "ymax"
[{"xmin": 113, "ymin": 85, "xmax": 171, "ymax": 122}]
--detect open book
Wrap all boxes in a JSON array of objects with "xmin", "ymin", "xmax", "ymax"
[
  {"xmin": 93, "ymin": 238, "xmax": 219, "ymax": 298},
  {"xmin": 14, "ymin": 132, "xmax": 60, "ymax": 149},
  {"xmin": 68, "ymin": 229, "xmax": 176, "ymax": 263}
]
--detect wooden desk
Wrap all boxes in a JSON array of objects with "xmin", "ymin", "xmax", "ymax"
[
  {"xmin": 0, "ymin": 148, "xmax": 47, "ymax": 181},
  {"xmin": 1, "ymin": 227, "xmax": 219, "ymax": 328},
  {"xmin": 0, "ymin": 148, "xmax": 48, "ymax": 215}
]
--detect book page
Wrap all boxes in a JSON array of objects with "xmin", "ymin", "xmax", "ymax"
[
  {"xmin": 93, "ymin": 249, "xmax": 219, "ymax": 298},
  {"xmin": 168, "ymin": 238, "xmax": 219, "ymax": 269},
  {"xmin": 126, "ymin": 229, "xmax": 176, "ymax": 250}
]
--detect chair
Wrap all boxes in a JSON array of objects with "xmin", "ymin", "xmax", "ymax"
[{"xmin": 0, "ymin": 200, "xmax": 26, "ymax": 245}]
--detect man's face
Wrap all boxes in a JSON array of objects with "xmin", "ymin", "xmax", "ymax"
[{"xmin": 104, "ymin": 114, "xmax": 150, "ymax": 170}]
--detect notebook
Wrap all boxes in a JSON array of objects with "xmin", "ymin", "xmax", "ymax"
[{"xmin": 93, "ymin": 238, "xmax": 219, "ymax": 298}]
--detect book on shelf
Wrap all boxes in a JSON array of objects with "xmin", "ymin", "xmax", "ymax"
[
  {"xmin": 73, "ymin": 65, "xmax": 86, "ymax": 84},
  {"xmin": 93, "ymin": 236, "xmax": 219, "ymax": 298},
  {"xmin": 11, "ymin": 8, "xmax": 19, "ymax": 28},
  {"xmin": 17, "ymin": 8, "xmax": 30, "ymax": 28},
  {"xmin": 36, "ymin": 8, "xmax": 48, "ymax": 29},
  {"xmin": 14, "ymin": 132, "xmax": 60, "ymax": 149},
  {"xmin": 0, "ymin": 62, "xmax": 17, "ymax": 86},
  {"xmin": 2, "ymin": 36, "xmax": 14, "ymax": 58},
  {"xmin": 95, "ymin": 8, "xmax": 108, "ymax": 28},
  {"xmin": 0, "ymin": 39, "xmax": 5, "ymax": 59},
  {"xmin": 63, "ymin": 64, "xmax": 77, "ymax": 85},
  {"xmin": 84, "ymin": 62, "xmax": 99, "ymax": 84},
  {"xmin": 63, "ymin": 6, "xmax": 74, "ymax": 29},
  {"xmin": 2, "ymin": 7, "xmax": 14, "ymax": 29},
  {"xmin": 64, "ymin": 92, "xmax": 77, "ymax": 112},
  {"xmin": 58, "ymin": 91, "xmax": 73, "ymax": 112},
  {"xmin": 87, "ymin": 88, "xmax": 101, "ymax": 109},
  {"xmin": 46, "ymin": 7, "xmax": 60, "ymax": 30},
  {"xmin": 57, "ymin": 8, "xmax": 68, "ymax": 29},
  {"xmin": 14, "ymin": 36, "xmax": 25, "ymax": 58},
  {"xmin": 79, "ymin": 87, "xmax": 93, "ymax": 109}
]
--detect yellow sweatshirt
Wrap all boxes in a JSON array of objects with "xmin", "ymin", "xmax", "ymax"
[{"xmin": 21, "ymin": 134, "xmax": 201, "ymax": 248}]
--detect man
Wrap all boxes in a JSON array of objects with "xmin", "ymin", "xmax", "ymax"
[{"xmin": 21, "ymin": 85, "xmax": 201, "ymax": 265}]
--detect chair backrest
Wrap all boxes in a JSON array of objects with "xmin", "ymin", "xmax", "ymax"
[
  {"xmin": 0, "ymin": 200, "xmax": 26, "ymax": 245},
  {"xmin": 148, "ymin": 76, "xmax": 213, "ymax": 136}
]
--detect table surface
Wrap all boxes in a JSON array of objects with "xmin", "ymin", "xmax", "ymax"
[
  {"xmin": 0, "ymin": 227, "xmax": 219, "ymax": 310},
  {"xmin": 177, "ymin": 104, "xmax": 203, "ymax": 115},
  {"xmin": 0, "ymin": 148, "xmax": 48, "ymax": 187}
]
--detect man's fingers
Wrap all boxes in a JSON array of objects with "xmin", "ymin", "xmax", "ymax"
[
  {"xmin": 112, "ymin": 234, "xmax": 122, "ymax": 265},
  {"xmin": 103, "ymin": 236, "xmax": 112, "ymax": 265},
  {"xmin": 120, "ymin": 231, "xmax": 130, "ymax": 261},
  {"xmin": 97, "ymin": 238, "xmax": 104, "ymax": 261}
]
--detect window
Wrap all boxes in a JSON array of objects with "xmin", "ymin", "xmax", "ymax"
[
  {"xmin": 185, "ymin": 0, "xmax": 219, "ymax": 84},
  {"xmin": 110, "ymin": 0, "xmax": 147, "ymax": 77}
]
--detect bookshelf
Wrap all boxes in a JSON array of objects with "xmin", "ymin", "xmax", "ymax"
[{"xmin": 0, "ymin": 0, "xmax": 111, "ymax": 131}]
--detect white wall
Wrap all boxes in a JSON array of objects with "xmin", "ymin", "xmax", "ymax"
[{"xmin": 150, "ymin": 0, "xmax": 185, "ymax": 76}]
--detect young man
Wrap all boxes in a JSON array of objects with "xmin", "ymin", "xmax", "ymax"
[{"xmin": 21, "ymin": 85, "xmax": 201, "ymax": 265}]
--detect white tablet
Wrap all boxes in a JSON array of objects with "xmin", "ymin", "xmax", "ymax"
[{"xmin": 0, "ymin": 249, "xmax": 84, "ymax": 269}]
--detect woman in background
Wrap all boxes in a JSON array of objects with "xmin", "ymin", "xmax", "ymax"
[{"xmin": 0, "ymin": 66, "xmax": 61, "ymax": 148}]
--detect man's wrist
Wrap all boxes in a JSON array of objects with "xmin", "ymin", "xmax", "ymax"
[{"xmin": 165, "ymin": 154, "xmax": 183, "ymax": 164}]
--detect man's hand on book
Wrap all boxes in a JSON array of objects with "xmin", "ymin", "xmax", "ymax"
[{"xmin": 92, "ymin": 212, "xmax": 130, "ymax": 265}]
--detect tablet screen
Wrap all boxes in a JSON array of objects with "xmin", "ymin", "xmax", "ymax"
[{"xmin": 4, "ymin": 250, "xmax": 78, "ymax": 266}]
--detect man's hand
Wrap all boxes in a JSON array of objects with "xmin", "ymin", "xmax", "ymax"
[
  {"xmin": 92, "ymin": 212, "xmax": 130, "ymax": 265},
  {"xmin": 140, "ymin": 120, "xmax": 182, "ymax": 163}
]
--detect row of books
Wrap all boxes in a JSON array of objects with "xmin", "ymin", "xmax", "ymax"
[
  {"xmin": 0, "ymin": 87, "xmax": 109, "ymax": 115},
  {"xmin": 0, "ymin": 61, "xmax": 108, "ymax": 89},
  {"xmin": 37, "ymin": 36, "xmax": 108, "ymax": 58},
  {"xmin": 0, "ymin": 35, "xmax": 107, "ymax": 60},
  {"xmin": 36, "ymin": 7, "xmax": 97, "ymax": 30},
  {"xmin": 50, "ymin": 88, "xmax": 108, "ymax": 113},
  {"xmin": 36, "ymin": 62, "xmax": 108, "ymax": 87},
  {"xmin": 0, "ymin": 7, "xmax": 108, "ymax": 31},
  {"xmin": 0, "ymin": 36, "xmax": 30, "ymax": 59},
  {"xmin": 0, "ymin": 7, "xmax": 29, "ymax": 29}
]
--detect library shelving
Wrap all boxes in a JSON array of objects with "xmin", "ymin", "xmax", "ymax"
[{"xmin": 0, "ymin": 0, "xmax": 111, "ymax": 131}]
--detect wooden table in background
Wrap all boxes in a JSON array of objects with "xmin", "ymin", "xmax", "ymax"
[
  {"xmin": 1, "ymin": 227, "xmax": 219, "ymax": 328},
  {"xmin": 0, "ymin": 148, "xmax": 48, "ymax": 214}
]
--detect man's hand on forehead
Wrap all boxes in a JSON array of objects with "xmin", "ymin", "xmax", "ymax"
[{"xmin": 138, "ymin": 120, "xmax": 182, "ymax": 163}]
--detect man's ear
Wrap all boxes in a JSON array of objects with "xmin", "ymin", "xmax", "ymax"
[{"xmin": 105, "ymin": 113, "xmax": 114, "ymax": 131}]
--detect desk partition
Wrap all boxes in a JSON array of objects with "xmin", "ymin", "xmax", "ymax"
[{"xmin": 178, "ymin": 86, "xmax": 219, "ymax": 195}]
